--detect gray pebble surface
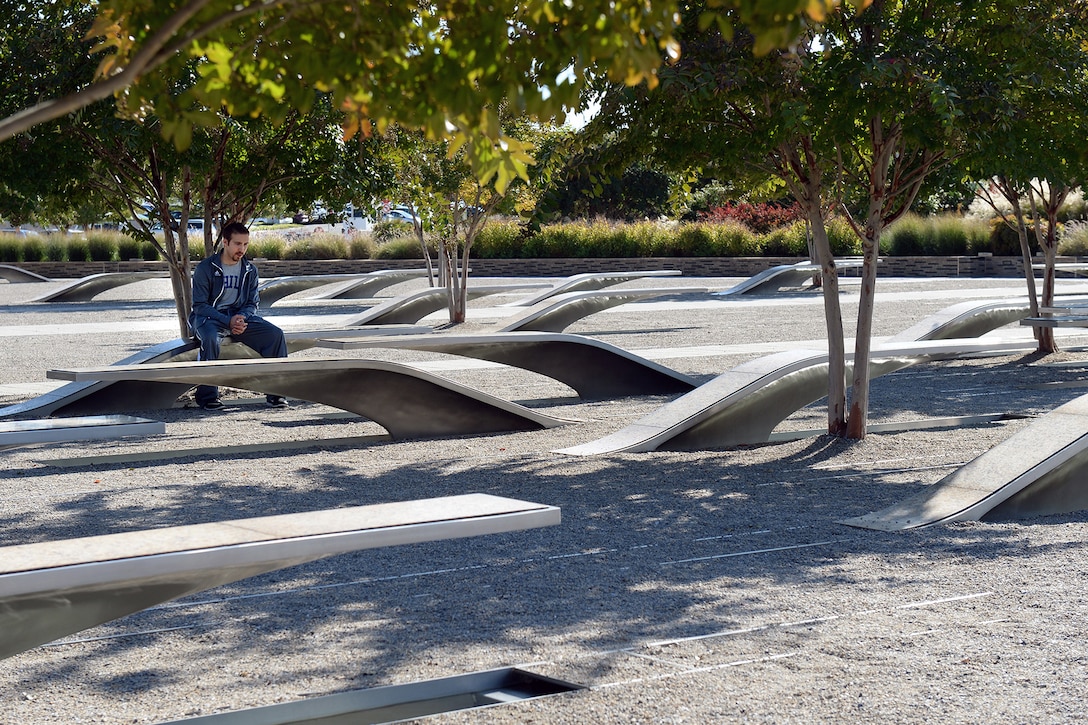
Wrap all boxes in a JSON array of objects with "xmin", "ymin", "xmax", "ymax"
[{"xmin": 1, "ymin": 274, "xmax": 1087, "ymax": 724}]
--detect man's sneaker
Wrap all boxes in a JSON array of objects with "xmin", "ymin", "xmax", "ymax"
[
  {"xmin": 201, "ymin": 399, "xmax": 225, "ymax": 411},
  {"xmin": 266, "ymin": 396, "xmax": 289, "ymax": 409}
]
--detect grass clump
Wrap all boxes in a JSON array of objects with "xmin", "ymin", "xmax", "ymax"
[
  {"xmin": 248, "ymin": 236, "xmax": 285, "ymax": 260},
  {"xmin": 348, "ymin": 235, "xmax": 376, "ymax": 259},
  {"xmin": 1059, "ymin": 221, "xmax": 1088, "ymax": 256},
  {"xmin": 284, "ymin": 233, "xmax": 349, "ymax": 260},
  {"xmin": 474, "ymin": 221, "xmax": 526, "ymax": 258}
]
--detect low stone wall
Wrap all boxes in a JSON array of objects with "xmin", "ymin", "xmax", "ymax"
[{"xmin": 7, "ymin": 255, "xmax": 1069, "ymax": 279}]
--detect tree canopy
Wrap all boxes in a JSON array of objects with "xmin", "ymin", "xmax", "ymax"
[{"xmin": 0, "ymin": 0, "xmax": 870, "ymax": 192}]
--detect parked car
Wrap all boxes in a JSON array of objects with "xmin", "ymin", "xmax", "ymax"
[{"xmin": 382, "ymin": 209, "xmax": 419, "ymax": 224}]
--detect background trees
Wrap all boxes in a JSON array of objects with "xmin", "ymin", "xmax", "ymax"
[{"xmin": 572, "ymin": 0, "xmax": 1088, "ymax": 438}]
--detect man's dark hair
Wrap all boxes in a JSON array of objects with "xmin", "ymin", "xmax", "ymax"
[{"xmin": 221, "ymin": 221, "xmax": 249, "ymax": 241}]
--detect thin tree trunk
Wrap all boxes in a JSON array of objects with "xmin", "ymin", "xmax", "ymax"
[
  {"xmin": 844, "ymin": 114, "xmax": 898, "ymax": 439},
  {"xmin": 846, "ymin": 219, "xmax": 882, "ymax": 439},
  {"xmin": 780, "ymin": 140, "xmax": 846, "ymax": 435}
]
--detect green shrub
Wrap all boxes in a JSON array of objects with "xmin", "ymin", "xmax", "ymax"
[
  {"xmin": 86, "ymin": 233, "xmax": 117, "ymax": 261},
  {"xmin": 140, "ymin": 241, "xmax": 161, "ymax": 261},
  {"xmin": 473, "ymin": 221, "xmax": 524, "ymax": 258},
  {"xmin": 986, "ymin": 217, "xmax": 1034, "ymax": 256},
  {"xmin": 117, "ymin": 237, "xmax": 143, "ymax": 261},
  {"xmin": 248, "ymin": 236, "xmax": 285, "ymax": 260},
  {"xmin": 348, "ymin": 236, "xmax": 376, "ymax": 259},
  {"xmin": 21, "ymin": 236, "xmax": 45, "ymax": 262},
  {"xmin": 626, "ymin": 221, "xmax": 672, "ymax": 256},
  {"xmin": 525, "ymin": 223, "xmax": 584, "ymax": 257},
  {"xmin": 45, "ymin": 238, "xmax": 69, "ymax": 261},
  {"xmin": 825, "ymin": 217, "xmax": 861, "ymax": 256},
  {"xmin": 371, "ymin": 219, "xmax": 414, "ymax": 244},
  {"xmin": 0, "ymin": 236, "xmax": 20, "ymax": 262},
  {"xmin": 1059, "ymin": 221, "xmax": 1088, "ymax": 256},
  {"xmin": 883, "ymin": 213, "xmax": 986, "ymax": 255},
  {"xmin": 884, "ymin": 213, "xmax": 927, "ymax": 255},
  {"xmin": 375, "ymin": 237, "xmax": 428, "ymax": 259},
  {"xmin": 582, "ymin": 221, "xmax": 642, "ymax": 257},
  {"xmin": 284, "ymin": 233, "xmax": 349, "ymax": 260},
  {"xmin": 66, "ymin": 236, "xmax": 91, "ymax": 262},
  {"xmin": 759, "ymin": 221, "xmax": 809, "ymax": 256},
  {"xmin": 670, "ymin": 223, "xmax": 716, "ymax": 257},
  {"xmin": 710, "ymin": 220, "xmax": 762, "ymax": 256}
]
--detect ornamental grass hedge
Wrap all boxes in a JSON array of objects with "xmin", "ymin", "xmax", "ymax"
[{"xmin": 2, "ymin": 212, "xmax": 1081, "ymax": 262}]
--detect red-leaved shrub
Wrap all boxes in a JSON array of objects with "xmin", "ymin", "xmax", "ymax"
[{"xmin": 699, "ymin": 202, "xmax": 804, "ymax": 234}]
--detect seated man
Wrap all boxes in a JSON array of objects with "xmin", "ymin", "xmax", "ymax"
[{"xmin": 188, "ymin": 221, "xmax": 288, "ymax": 410}]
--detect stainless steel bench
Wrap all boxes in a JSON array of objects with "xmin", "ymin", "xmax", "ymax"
[
  {"xmin": 501, "ymin": 269, "xmax": 682, "ymax": 307},
  {"xmin": 713, "ymin": 259, "xmax": 864, "ymax": 296},
  {"xmin": 29, "ymin": 271, "xmax": 169, "ymax": 302},
  {"xmin": 48, "ymin": 357, "xmax": 573, "ymax": 439},
  {"xmin": 842, "ymin": 392, "xmax": 1088, "ymax": 530},
  {"xmin": 497, "ymin": 286, "xmax": 708, "ymax": 333},
  {"xmin": 341, "ymin": 284, "xmax": 548, "ymax": 326},
  {"xmin": 256, "ymin": 269, "xmax": 430, "ymax": 305},
  {"xmin": 555, "ymin": 338, "xmax": 1038, "ymax": 455},
  {"xmin": 0, "ymin": 414, "xmax": 164, "ymax": 450},
  {"xmin": 313, "ymin": 331, "xmax": 698, "ymax": 399},
  {"xmin": 0, "ymin": 493, "xmax": 560, "ymax": 660},
  {"xmin": 0, "ymin": 324, "xmax": 429, "ymax": 418},
  {"xmin": 0, "ymin": 264, "xmax": 51, "ymax": 282}
]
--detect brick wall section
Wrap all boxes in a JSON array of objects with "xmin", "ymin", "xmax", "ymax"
[{"xmin": 10, "ymin": 255, "xmax": 1073, "ymax": 279}]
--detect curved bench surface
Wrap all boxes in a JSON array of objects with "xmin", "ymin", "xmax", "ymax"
[
  {"xmin": 341, "ymin": 284, "xmax": 547, "ymax": 326},
  {"xmin": 889, "ymin": 298, "xmax": 1034, "ymax": 341},
  {"xmin": 314, "ymin": 331, "xmax": 698, "ymax": 399},
  {"xmin": 555, "ymin": 338, "xmax": 1036, "ymax": 456},
  {"xmin": 308, "ymin": 268, "xmax": 430, "ymax": 300},
  {"xmin": 256, "ymin": 274, "xmax": 371, "ymax": 305},
  {"xmin": 713, "ymin": 259, "xmax": 864, "ymax": 296},
  {"xmin": 0, "ymin": 325, "xmax": 430, "ymax": 418},
  {"xmin": 841, "ymin": 393, "xmax": 1088, "ymax": 530},
  {"xmin": 0, "ymin": 493, "xmax": 559, "ymax": 660},
  {"xmin": 0, "ymin": 414, "xmax": 164, "ymax": 450},
  {"xmin": 30, "ymin": 271, "xmax": 168, "ymax": 302},
  {"xmin": 48, "ymin": 357, "xmax": 572, "ymax": 439},
  {"xmin": 502, "ymin": 270, "xmax": 682, "ymax": 307},
  {"xmin": 0, "ymin": 264, "xmax": 51, "ymax": 282},
  {"xmin": 498, "ymin": 287, "xmax": 709, "ymax": 333}
]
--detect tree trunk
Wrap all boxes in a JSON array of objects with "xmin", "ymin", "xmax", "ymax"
[
  {"xmin": 1034, "ymin": 185, "xmax": 1070, "ymax": 354},
  {"xmin": 780, "ymin": 140, "xmax": 846, "ymax": 435},
  {"xmin": 846, "ymin": 220, "xmax": 882, "ymax": 439},
  {"xmin": 844, "ymin": 115, "xmax": 899, "ymax": 439},
  {"xmin": 810, "ymin": 211, "xmax": 847, "ymax": 436}
]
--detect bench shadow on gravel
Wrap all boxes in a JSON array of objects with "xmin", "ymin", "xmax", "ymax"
[{"xmin": 4, "ymin": 433, "xmax": 1088, "ymax": 701}]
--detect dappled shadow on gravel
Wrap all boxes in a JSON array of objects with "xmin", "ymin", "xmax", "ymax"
[{"xmin": 4, "ymin": 426, "xmax": 1087, "ymax": 701}]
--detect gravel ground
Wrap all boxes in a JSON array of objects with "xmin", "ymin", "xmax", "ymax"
[{"xmin": 2, "ymin": 274, "xmax": 1088, "ymax": 724}]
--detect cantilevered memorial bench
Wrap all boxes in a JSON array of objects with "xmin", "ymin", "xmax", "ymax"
[
  {"xmin": 0, "ymin": 324, "xmax": 430, "ymax": 419},
  {"xmin": 0, "ymin": 264, "xmax": 51, "ymax": 282},
  {"xmin": 555, "ymin": 338, "xmax": 1038, "ymax": 456},
  {"xmin": 48, "ymin": 357, "xmax": 572, "ymax": 439},
  {"xmin": 841, "ymin": 392, "xmax": 1088, "ymax": 530},
  {"xmin": 0, "ymin": 415, "xmax": 164, "ymax": 451},
  {"xmin": 890, "ymin": 298, "xmax": 1036, "ymax": 341},
  {"xmin": 0, "ymin": 493, "xmax": 560, "ymax": 661},
  {"xmin": 713, "ymin": 258, "xmax": 865, "ymax": 296},
  {"xmin": 313, "ymin": 331, "xmax": 699, "ymax": 399},
  {"xmin": 496, "ymin": 286, "xmax": 709, "ymax": 333},
  {"xmin": 1022, "ymin": 315, "xmax": 1088, "ymax": 328},
  {"xmin": 1032, "ymin": 262, "xmax": 1088, "ymax": 277},
  {"xmin": 500, "ymin": 269, "xmax": 682, "ymax": 307},
  {"xmin": 339, "ymin": 284, "xmax": 549, "ymax": 326},
  {"xmin": 256, "ymin": 269, "xmax": 430, "ymax": 306},
  {"xmin": 29, "ymin": 271, "xmax": 169, "ymax": 302}
]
